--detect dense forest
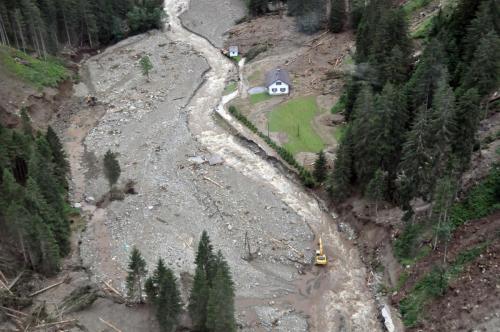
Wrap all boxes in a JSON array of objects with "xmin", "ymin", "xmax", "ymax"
[
  {"xmin": 0, "ymin": 112, "xmax": 70, "ymax": 276},
  {"xmin": 330, "ymin": 0, "xmax": 499, "ymax": 214},
  {"xmin": 0, "ymin": 0, "xmax": 165, "ymax": 56}
]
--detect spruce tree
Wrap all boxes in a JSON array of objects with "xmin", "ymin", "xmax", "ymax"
[
  {"xmin": 206, "ymin": 251, "xmax": 236, "ymax": 332},
  {"xmin": 329, "ymin": 0, "xmax": 345, "ymax": 33},
  {"xmin": 461, "ymin": 31, "xmax": 500, "ymax": 96},
  {"xmin": 249, "ymin": 0, "xmax": 268, "ymax": 16},
  {"xmin": 452, "ymin": 88, "xmax": 480, "ymax": 169},
  {"xmin": 46, "ymin": 126, "xmax": 69, "ymax": 189},
  {"xmin": 397, "ymin": 110, "xmax": 433, "ymax": 202},
  {"xmin": 103, "ymin": 149, "xmax": 121, "ymax": 188},
  {"xmin": 188, "ymin": 265, "xmax": 210, "ymax": 331},
  {"xmin": 329, "ymin": 127, "xmax": 354, "ymax": 202},
  {"xmin": 146, "ymin": 259, "xmax": 182, "ymax": 332},
  {"xmin": 126, "ymin": 246, "xmax": 147, "ymax": 303},
  {"xmin": 313, "ymin": 150, "xmax": 327, "ymax": 183},
  {"xmin": 195, "ymin": 230, "xmax": 215, "ymax": 284},
  {"xmin": 429, "ymin": 73, "xmax": 456, "ymax": 180},
  {"xmin": 365, "ymin": 168, "xmax": 387, "ymax": 216}
]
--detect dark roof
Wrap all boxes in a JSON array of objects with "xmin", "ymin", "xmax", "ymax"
[{"xmin": 265, "ymin": 68, "xmax": 291, "ymax": 87}]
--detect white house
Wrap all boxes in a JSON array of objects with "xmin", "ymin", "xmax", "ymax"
[
  {"xmin": 229, "ymin": 46, "xmax": 239, "ymax": 57},
  {"xmin": 265, "ymin": 68, "xmax": 291, "ymax": 95}
]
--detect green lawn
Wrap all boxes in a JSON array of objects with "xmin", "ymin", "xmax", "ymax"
[
  {"xmin": 268, "ymin": 96, "xmax": 325, "ymax": 155},
  {"xmin": 250, "ymin": 92, "xmax": 271, "ymax": 104},
  {"xmin": 223, "ymin": 82, "xmax": 237, "ymax": 95},
  {"xmin": 0, "ymin": 46, "xmax": 69, "ymax": 89}
]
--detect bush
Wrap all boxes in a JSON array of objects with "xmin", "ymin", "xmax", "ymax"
[{"xmin": 245, "ymin": 45, "xmax": 268, "ymax": 62}]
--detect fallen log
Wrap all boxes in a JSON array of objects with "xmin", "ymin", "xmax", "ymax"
[
  {"xmin": 8, "ymin": 271, "xmax": 24, "ymax": 290},
  {"xmin": 203, "ymin": 176, "xmax": 224, "ymax": 188},
  {"xmin": 99, "ymin": 317, "xmax": 122, "ymax": 332},
  {"xmin": 0, "ymin": 278, "xmax": 13, "ymax": 295},
  {"xmin": 0, "ymin": 305, "xmax": 28, "ymax": 317},
  {"xmin": 32, "ymin": 319, "xmax": 77, "ymax": 330},
  {"xmin": 29, "ymin": 279, "xmax": 65, "ymax": 297},
  {"xmin": 103, "ymin": 281, "xmax": 126, "ymax": 301}
]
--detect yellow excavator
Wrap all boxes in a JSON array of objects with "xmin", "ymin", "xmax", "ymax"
[{"xmin": 315, "ymin": 237, "xmax": 327, "ymax": 266}]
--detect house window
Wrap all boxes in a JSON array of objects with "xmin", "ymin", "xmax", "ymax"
[
  {"xmin": 280, "ymin": 88, "xmax": 286, "ymax": 92},
  {"xmin": 272, "ymin": 88, "xmax": 277, "ymax": 92},
  {"xmin": 276, "ymin": 81, "xmax": 282, "ymax": 85}
]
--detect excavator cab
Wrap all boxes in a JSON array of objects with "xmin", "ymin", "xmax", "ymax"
[{"xmin": 314, "ymin": 237, "xmax": 327, "ymax": 266}]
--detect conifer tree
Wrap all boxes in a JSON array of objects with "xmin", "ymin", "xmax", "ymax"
[
  {"xmin": 365, "ymin": 168, "xmax": 387, "ymax": 216},
  {"xmin": 103, "ymin": 149, "xmax": 121, "ymax": 188},
  {"xmin": 429, "ymin": 74, "xmax": 456, "ymax": 180},
  {"xmin": 46, "ymin": 126, "xmax": 69, "ymax": 189},
  {"xmin": 146, "ymin": 259, "xmax": 182, "ymax": 332},
  {"xmin": 329, "ymin": 127, "xmax": 354, "ymax": 202},
  {"xmin": 397, "ymin": 110, "xmax": 433, "ymax": 202},
  {"xmin": 329, "ymin": 0, "xmax": 345, "ymax": 33},
  {"xmin": 453, "ymin": 88, "xmax": 480, "ymax": 168},
  {"xmin": 461, "ymin": 31, "xmax": 500, "ymax": 96},
  {"xmin": 188, "ymin": 265, "xmax": 209, "ymax": 331},
  {"xmin": 195, "ymin": 230, "xmax": 215, "ymax": 284},
  {"xmin": 206, "ymin": 251, "xmax": 236, "ymax": 332},
  {"xmin": 431, "ymin": 175, "xmax": 457, "ymax": 260},
  {"xmin": 313, "ymin": 150, "xmax": 327, "ymax": 183},
  {"xmin": 126, "ymin": 246, "xmax": 147, "ymax": 303}
]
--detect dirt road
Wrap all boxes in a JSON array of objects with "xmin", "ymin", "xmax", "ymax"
[{"xmin": 60, "ymin": 0, "xmax": 383, "ymax": 330}]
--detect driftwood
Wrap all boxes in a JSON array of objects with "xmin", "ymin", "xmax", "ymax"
[
  {"xmin": 0, "ymin": 305, "xmax": 29, "ymax": 317},
  {"xmin": 32, "ymin": 319, "xmax": 77, "ymax": 330},
  {"xmin": 99, "ymin": 317, "xmax": 122, "ymax": 332},
  {"xmin": 103, "ymin": 281, "xmax": 126, "ymax": 301},
  {"xmin": 29, "ymin": 279, "xmax": 66, "ymax": 297},
  {"xmin": 0, "ymin": 278, "xmax": 14, "ymax": 295},
  {"xmin": 8, "ymin": 271, "xmax": 24, "ymax": 290},
  {"xmin": 0, "ymin": 270, "xmax": 8, "ymax": 284},
  {"xmin": 203, "ymin": 176, "xmax": 224, "ymax": 188}
]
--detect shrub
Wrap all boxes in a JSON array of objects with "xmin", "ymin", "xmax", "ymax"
[{"xmin": 245, "ymin": 45, "xmax": 268, "ymax": 62}]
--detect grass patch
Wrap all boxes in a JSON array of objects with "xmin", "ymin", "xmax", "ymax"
[
  {"xmin": 331, "ymin": 94, "xmax": 346, "ymax": 114},
  {"xmin": 231, "ymin": 55, "xmax": 242, "ymax": 63},
  {"xmin": 250, "ymin": 92, "xmax": 271, "ymax": 104},
  {"xmin": 247, "ymin": 70, "xmax": 262, "ymax": 85},
  {"xmin": 228, "ymin": 105, "xmax": 316, "ymax": 187},
  {"xmin": 268, "ymin": 96, "xmax": 325, "ymax": 155},
  {"xmin": 224, "ymin": 82, "xmax": 237, "ymax": 95},
  {"xmin": 412, "ymin": 15, "xmax": 435, "ymax": 39},
  {"xmin": 449, "ymin": 164, "xmax": 500, "ymax": 227},
  {"xmin": 400, "ymin": 242, "xmax": 489, "ymax": 327},
  {"xmin": 403, "ymin": 0, "xmax": 433, "ymax": 15},
  {"xmin": 333, "ymin": 125, "xmax": 347, "ymax": 141},
  {"xmin": 0, "ymin": 46, "xmax": 69, "ymax": 89}
]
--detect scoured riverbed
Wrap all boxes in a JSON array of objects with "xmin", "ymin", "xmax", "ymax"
[{"xmin": 61, "ymin": 0, "xmax": 382, "ymax": 330}]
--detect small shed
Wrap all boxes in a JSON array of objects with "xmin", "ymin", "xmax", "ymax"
[
  {"xmin": 229, "ymin": 46, "xmax": 239, "ymax": 57},
  {"xmin": 265, "ymin": 68, "xmax": 291, "ymax": 95}
]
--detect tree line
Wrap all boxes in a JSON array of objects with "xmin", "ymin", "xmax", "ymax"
[
  {"xmin": 248, "ymin": 0, "xmax": 350, "ymax": 34},
  {"xmin": 126, "ymin": 231, "xmax": 236, "ymax": 332},
  {"xmin": 329, "ymin": 0, "xmax": 499, "ymax": 246},
  {"xmin": 0, "ymin": 0, "xmax": 165, "ymax": 57},
  {"xmin": 0, "ymin": 111, "xmax": 70, "ymax": 275}
]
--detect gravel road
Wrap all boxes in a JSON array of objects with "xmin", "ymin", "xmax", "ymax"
[{"xmin": 66, "ymin": 0, "xmax": 383, "ymax": 331}]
